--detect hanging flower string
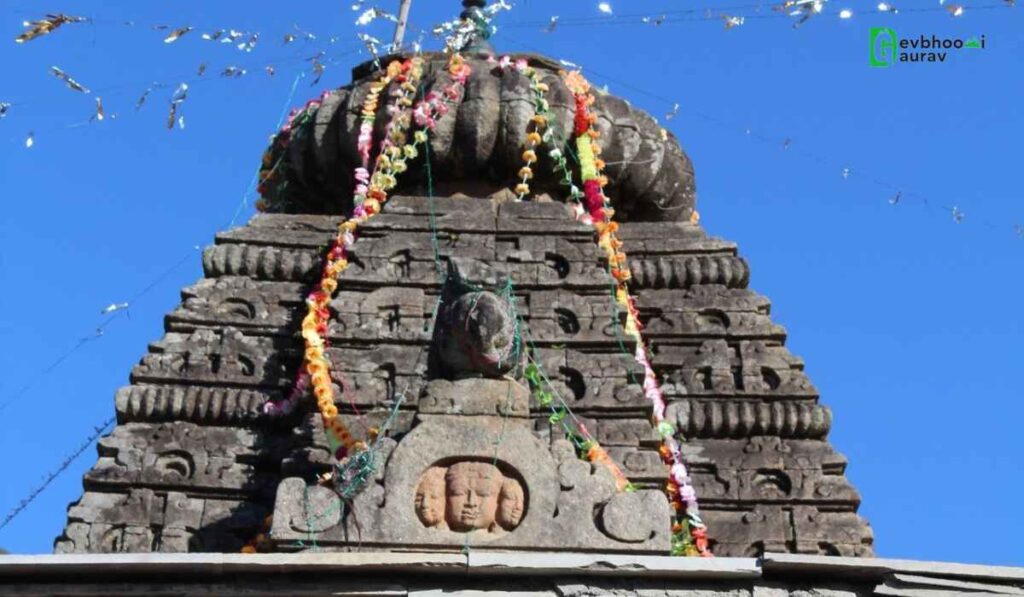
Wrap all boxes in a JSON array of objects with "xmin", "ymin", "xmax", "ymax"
[
  {"xmin": 562, "ymin": 69, "xmax": 711, "ymax": 558},
  {"xmin": 255, "ymin": 90, "xmax": 333, "ymax": 210},
  {"xmin": 262, "ymin": 54, "xmax": 472, "ymax": 465},
  {"xmin": 523, "ymin": 360, "xmax": 632, "ymax": 491},
  {"xmin": 496, "ymin": 56, "xmax": 583, "ymax": 204}
]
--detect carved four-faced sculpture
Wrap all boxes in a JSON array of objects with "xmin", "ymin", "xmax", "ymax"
[{"xmin": 414, "ymin": 461, "xmax": 525, "ymax": 535}]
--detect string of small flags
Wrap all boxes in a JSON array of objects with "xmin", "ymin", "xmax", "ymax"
[
  {"xmin": 495, "ymin": 30, "xmax": 1022, "ymax": 239},
  {"xmin": 0, "ymin": 67, "xmax": 305, "ymax": 419},
  {"xmin": 5, "ymin": 43, "xmax": 364, "ymax": 147},
  {"xmin": 508, "ymin": 0, "xmax": 1015, "ymax": 31}
]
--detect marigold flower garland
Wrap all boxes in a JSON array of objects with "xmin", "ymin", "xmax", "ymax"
[
  {"xmin": 263, "ymin": 55, "xmax": 473, "ymax": 464},
  {"xmin": 562, "ymin": 69, "xmax": 711, "ymax": 557}
]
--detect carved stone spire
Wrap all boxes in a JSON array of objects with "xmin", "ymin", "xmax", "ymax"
[{"xmin": 459, "ymin": 0, "xmax": 494, "ymax": 55}]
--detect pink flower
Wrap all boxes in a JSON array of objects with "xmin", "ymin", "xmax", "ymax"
[{"xmin": 514, "ymin": 58, "xmax": 528, "ymax": 72}]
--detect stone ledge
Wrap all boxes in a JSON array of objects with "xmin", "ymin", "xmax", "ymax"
[
  {"xmin": 762, "ymin": 552, "xmax": 1024, "ymax": 584},
  {"xmin": 466, "ymin": 552, "xmax": 760, "ymax": 579},
  {"xmin": 3, "ymin": 551, "xmax": 1023, "ymax": 596},
  {"xmin": 0, "ymin": 551, "xmax": 758, "ymax": 580}
]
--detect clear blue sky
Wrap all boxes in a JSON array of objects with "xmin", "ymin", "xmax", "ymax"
[{"xmin": 0, "ymin": 1, "xmax": 1020, "ymax": 564}]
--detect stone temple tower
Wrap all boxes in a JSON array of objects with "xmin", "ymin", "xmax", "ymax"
[{"xmin": 54, "ymin": 37, "xmax": 873, "ymax": 558}]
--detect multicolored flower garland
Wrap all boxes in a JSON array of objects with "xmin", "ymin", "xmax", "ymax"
[
  {"xmin": 255, "ymin": 90, "xmax": 333, "ymax": 212},
  {"xmin": 497, "ymin": 57, "xmax": 583, "ymax": 205},
  {"xmin": 263, "ymin": 54, "xmax": 473, "ymax": 465},
  {"xmin": 561, "ymin": 69, "xmax": 712, "ymax": 558},
  {"xmin": 523, "ymin": 360, "xmax": 632, "ymax": 491}
]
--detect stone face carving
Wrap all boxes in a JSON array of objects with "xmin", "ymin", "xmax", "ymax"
[
  {"xmin": 445, "ymin": 462, "xmax": 501, "ymax": 532},
  {"xmin": 414, "ymin": 466, "xmax": 447, "ymax": 529},
  {"xmin": 413, "ymin": 461, "xmax": 525, "ymax": 534}
]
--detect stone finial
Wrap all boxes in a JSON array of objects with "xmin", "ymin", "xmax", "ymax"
[{"xmin": 458, "ymin": 0, "xmax": 494, "ymax": 55}]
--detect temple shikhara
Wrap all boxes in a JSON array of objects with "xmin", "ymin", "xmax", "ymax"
[{"xmin": 3, "ymin": 2, "xmax": 1021, "ymax": 595}]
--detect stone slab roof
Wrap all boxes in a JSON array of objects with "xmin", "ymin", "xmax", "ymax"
[{"xmin": 1, "ymin": 552, "xmax": 1022, "ymax": 596}]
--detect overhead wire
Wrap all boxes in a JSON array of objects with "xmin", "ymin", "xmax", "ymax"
[{"xmin": 493, "ymin": 30, "xmax": 1020, "ymax": 237}]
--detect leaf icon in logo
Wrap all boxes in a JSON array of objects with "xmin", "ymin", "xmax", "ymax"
[{"xmin": 965, "ymin": 37, "xmax": 982, "ymax": 49}]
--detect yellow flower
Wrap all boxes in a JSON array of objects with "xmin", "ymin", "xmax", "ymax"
[
  {"xmin": 522, "ymin": 149, "xmax": 537, "ymax": 163},
  {"xmin": 403, "ymin": 144, "xmax": 418, "ymax": 159},
  {"xmin": 515, "ymin": 183, "xmax": 530, "ymax": 196},
  {"xmin": 321, "ymin": 404, "xmax": 338, "ymax": 419},
  {"xmin": 414, "ymin": 130, "xmax": 428, "ymax": 144},
  {"xmin": 321, "ymin": 278, "xmax": 338, "ymax": 294},
  {"xmin": 311, "ymin": 370, "xmax": 331, "ymax": 389},
  {"xmin": 527, "ymin": 131, "xmax": 542, "ymax": 146},
  {"xmin": 518, "ymin": 166, "xmax": 533, "ymax": 180},
  {"xmin": 392, "ymin": 160, "xmax": 407, "ymax": 174}
]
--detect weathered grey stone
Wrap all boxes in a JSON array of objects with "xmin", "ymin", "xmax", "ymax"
[
  {"xmin": 262, "ymin": 55, "xmax": 697, "ymax": 222},
  {"xmin": 60, "ymin": 107, "xmax": 871, "ymax": 557}
]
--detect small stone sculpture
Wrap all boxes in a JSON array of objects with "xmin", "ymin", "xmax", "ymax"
[
  {"xmin": 496, "ymin": 478, "xmax": 525, "ymax": 531},
  {"xmin": 412, "ymin": 461, "xmax": 526, "ymax": 535},
  {"xmin": 414, "ymin": 466, "xmax": 448, "ymax": 530},
  {"xmin": 445, "ymin": 462, "xmax": 503, "ymax": 532}
]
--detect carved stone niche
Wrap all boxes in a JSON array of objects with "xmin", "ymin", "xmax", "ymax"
[{"xmin": 271, "ymin": 378, "xmax": 671, "ymax": 553}]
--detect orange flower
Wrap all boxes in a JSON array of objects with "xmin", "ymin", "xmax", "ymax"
[
  {"xmin": 321, "ymin": 404, "xmax": 338, "ymax": 419},
  {"xmin": 306, "ymin": 359, "xmax": 327, "ymax": 376},
  {"xmin": 313, "ymin": 384, "xmax": 333, "ymax": 402},
  {"xmin": 321, "ymin": 278, "xmax": 338, "ymax": 294}
]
